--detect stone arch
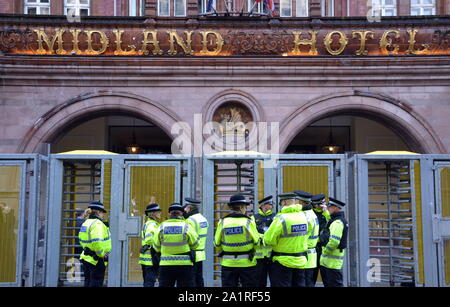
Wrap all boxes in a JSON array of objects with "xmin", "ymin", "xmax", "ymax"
[
  {"xmin": 202, "ymin": 89, "xmax": 266, "ymax": 124},
  {"xmin": 279, "ymin": 90, "xmax": 445, "ymax": 154},
  {"xmin": 18, "ymin": 90, "xmax": 182, "ymax": 153},
  {"xmin": 199, "ymin": 89, "xmax": 266, "ymax": 152}
]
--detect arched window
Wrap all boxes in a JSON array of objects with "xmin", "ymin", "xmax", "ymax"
[{"xmin": 24, "ymin": 0, "xmax": 50, "ymax": 15}]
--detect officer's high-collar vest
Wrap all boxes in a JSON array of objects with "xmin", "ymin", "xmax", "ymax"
[
  {"xmin": 184, "ymin": 208, "xmax": 199, "ymax": 219},
  {"xmin": 328, "ymin": 211, "xmax": 348, "ymax": 250},
  {"xmin": 258, "ymin": 208, "xmax": 273, "ymax": 217}
]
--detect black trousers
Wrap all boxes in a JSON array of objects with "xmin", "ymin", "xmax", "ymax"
[
  {"xmin": 269, "ymin": 261, "xmax": 305, "ymax": 287},
  {"xmin": 159, "ymin": 265, "xmax": 194, "ymax": 287},
  {"xmin": 221, "ymin": 266, "xmax": 258, "ymax": 287},
  {"xmin": 304, "ymin": 268, "xmax": 316, "ymax": 287},
  {"xmin": 193, "ymin": 261, "xmax": 204, "ymax": 287},
  {"xmin": 141, "ymin": 265, "xmax": 159, "ymax": 287},
  {"xmin": 255, "ymin": 258, "xmax": 270, "ymax": 287},
  {"xmin": 82, "ymin": 259, "xmax": 105, "ymax": 287},
  {"xmin": 312, "ymin": 247, "xmax": 322, "ymax": 286},
  {"xmin": 320, "ymin": 265, "xmax": 343, "ymax": 287}
]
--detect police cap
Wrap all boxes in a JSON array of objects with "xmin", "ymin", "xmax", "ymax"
[
  {"xmin": 229, "ymin": 194, "xmax": 251, "ymax": 205},
  {"xmin": 278, "ymin": 193, "xmax": 299, "ymax": 200},
  {"xmin": 145, "ymin": 203, "xmax": 161, "ymax": 213},
  {"xmin": 88, "ymin": 201, "xmax": 107, "ymax": 213},
  {"xmin": 328, "ymin": 197, "xmax": 346, "ymax": 209},
  {"xmin": 168, "ymin": 203, "xmax": 184, "ymax": 213},
  {"xmin": 293, "ymin": 190, "xmax": 313, "ymax": 202},
  {"xmin": 258, "ymin": 195, "xmax": 273, "ymax": 206},
  {"xmin": 184, "ymin": 197, "xmax": 201, "ymax": 207},
  {"xmin": 311, "ymin": 194, "xmax": 326, "ymax": 204}
]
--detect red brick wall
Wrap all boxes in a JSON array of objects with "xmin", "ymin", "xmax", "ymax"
[
  {"xmin": 92, "ymin": 0, "xmax": 115, "ymax": 16},
  {"xmin": 0, "ymin": 0, "xmax": 446, "ymax": 17},
  {"xmin": 0, "ymin": 0, "xmax": 15, "ymax": 14}
]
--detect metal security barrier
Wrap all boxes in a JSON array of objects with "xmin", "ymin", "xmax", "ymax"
[
  {"xmin": 1, "ymin": 152, "xmax": 449, "ymax": 287},
  {"xmin": 0, "ymin": 154, "xmax": 48, "ymax": 287},
  {"xmin": 45, "ymin": 152, "xmax": 195, "ymax": 287},
  {"xmin": 202, "ymin": 153, "xmax": 347, "ymax": 286},
  {"xmin": 348, "ymin": 153, "xmax": 450, "ymax": 287}
]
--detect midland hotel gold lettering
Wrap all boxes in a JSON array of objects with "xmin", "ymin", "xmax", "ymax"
[{"xmin": 8, "ymin": 27, "xmax": 449, "ymax": 56}]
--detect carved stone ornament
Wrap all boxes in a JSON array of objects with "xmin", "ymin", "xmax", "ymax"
[{"xmin": 212, "ymin": 102, "xmax": 254, "ymax": 138}]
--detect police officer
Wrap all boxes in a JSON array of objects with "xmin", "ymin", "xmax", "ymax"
[
  {"xmin": 153, "ymin": 203, "xmax": 199, "ymax": 287},
  {"xmin": 311, "ymin": 194, "xmax": 330, "ymax": 286},
  {"xmin": 78, "ymin": 201, "xmax": 111, "ymax": 287},
  {"xmin": 183, "ymin": 197, "xmax": 209, "ymax": 287},
  {"xmin": 319, "ymin": 197, "xmax": 348, "ymax": 287},
  {"xmin": 139, "ymin": 203, "xmax": 161, "ymax": 287},
  {"xmin": 254, "ymin": 195, "xmax": 276, "ymax": 287},
  {"xmin": 294, "ymin": 190, "xmax": 319, "ymax": 287},
  {"xmin": 263, "ymin": 193, "xmax": 309, "ymax": 287},
  {"xmin": 214, "ymin": 194, "xmax": 260, "ymax": 287}
]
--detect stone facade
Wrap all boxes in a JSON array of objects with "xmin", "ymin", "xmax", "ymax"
[
  {"xmin": 0, "ymin": 14, "xmax": 449, "ymax": 154},
  {"xmin": 1, "ymin": 0, "xmax": 449, "ymax": 16}
]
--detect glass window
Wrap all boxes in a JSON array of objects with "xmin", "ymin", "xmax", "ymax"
[
  {"xmin": 247, "ymin": 0, "xmax": 268, "ymax": 14},
  {"xmin": 24, "ymin": 0, "xmax": 51, "ymax": 15},
  {"xmin": 371, "ymin": 0, "xmax": 397, "ymax": 17},
  {"xmin": 411, "ymin": 0, "xmax": 435, "ymax": 16},
  {"xmin": 280, "ymin": 0, "xmax": 292, "ymax": 17},
  {"xmin": 321, "ymin": 0, "xmax": 334, "ymax": 17},
  {"xmin": 296, "ymin": 0, "xmax": 308, "ymax": 16},
  {"xmin": 199, "ymin": 0, "xmax": 216, "ymax": 13},
  {"xmin": 158, "ymin": 0, "xmax": 170, "ymax": 16},
  {"xmin": 174, "ymin": 0, "xmax": 186, "ymax": 16},
  {"xmin": 65, "ymin": 0, "xmax": 90, "ymax": 16}
]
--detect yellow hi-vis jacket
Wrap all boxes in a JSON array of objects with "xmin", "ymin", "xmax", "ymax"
[
  {"xmin": 139, "ymin": 218, "xmax": 159, "ymax": 266},
  {"xmin": 153, "ymin": 217, "xmax": 199, "ymax": 266},
  {"xmin": 79, "ymin": 217, "xmax": 112, "ymax": 266},
  {"xmin": 302, "ymin": 208, "xmax": 320, "ymax": 269},
  {"xmin": 320, "ymin": 216, "xmax": 346, "ymax": 270},
  {"xmin": 253, "ymin": 209, "xmax": 275, "ymax": 260},
  {"xmin": 186, "ymin": 212, "xmax": 209, "ymax": 262},
  {"xmin": 263, "ymin": 205, "xmax": 309, "ymax": 269},
  {"xmin": 214, "ymin": 212, "xmax": 260, "ymax": 268}
]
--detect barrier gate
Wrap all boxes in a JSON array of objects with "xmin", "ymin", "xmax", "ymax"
[
  {"xmin": 1, "ymin": 152, "xmax": 450, "ymax": 287},
  {"xmin": 44, "ymin": 153, "xmax": 195, "ymax": 287},
  {"xmin": 202, "ymin": 153, "xmax": 347, "ymax": 286}
]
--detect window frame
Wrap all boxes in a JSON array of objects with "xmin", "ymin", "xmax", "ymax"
[
  {"xmin": 247, "ymin": 0, "xmax": 266, "ymax": 14},
  {"xmin": 64, "ymin": 0, "xmax": 90, "ymax": 17},
  {"xmin": 158, "ymin": 0, "xmax": 170, "ymax": 16},
  {"xmin": 280, "ymin": 0, "xmax": 293, "ymax": 17},
  {"xmin": 410, "ymin": 0, "xmax": 436, "ymax": 16},
  {"xmin": 296, "ymin": 0, "xmax": 309, "ymax": 17},
  {"xmin": 174, "ymin": 0, "xmax": 187, "ymax": 16},
  {"xmin": 199, "ymin": 0, "xmax": 216, "ymax": 14},
  {"xmin": 24, "ymin": 0, "xmax": 51, "ymax": 15},
  {"xmin": 371, "ymin": 0, "xmax": 397, "ymax": 17}
]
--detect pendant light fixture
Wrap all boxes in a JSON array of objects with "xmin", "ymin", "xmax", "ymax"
[
  {"xmin": 126, "ymin": 118, "xmax": 142, "ymax": 154},
  {"xmin": 322, "ymin": 117, "xmax": 340, "ymax": 154}
]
